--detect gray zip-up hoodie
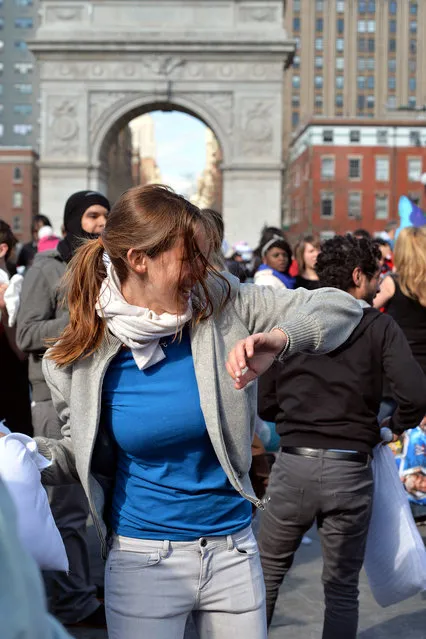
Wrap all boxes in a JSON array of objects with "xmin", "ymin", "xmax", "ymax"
[
  {"xmin": 16, "ymin": 250, "xmax": 69, "ymax": 402},
  {"xmin": 36, "ymin": 275, "xmax": 362, "ymax": 558}
]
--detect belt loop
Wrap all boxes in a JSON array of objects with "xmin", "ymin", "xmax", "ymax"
[
  {"xmin": 227, "ymin": 534, "xmax": 234, "ymax": 551},
  {"xmin": 161, "ymin": 540, "xmax": 170, "ymax": 558}
]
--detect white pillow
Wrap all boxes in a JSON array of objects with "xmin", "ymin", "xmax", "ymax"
[{"xmin": 0, "ymin": 431, "xmax": 69, "ymax": 572}]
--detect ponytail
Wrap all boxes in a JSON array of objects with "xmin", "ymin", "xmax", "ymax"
[{"xmin": 48, "ymin": 239, "xmax": 107, "ymax": 366}]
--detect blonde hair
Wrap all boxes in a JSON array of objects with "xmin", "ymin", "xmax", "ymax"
[
  {"xmin": 394, "ymin": 226, "xmax": 426, "ymax": 306},
  {"xmin": 48, "ymin": 185, "xmax": 230, "ymax": 366}
]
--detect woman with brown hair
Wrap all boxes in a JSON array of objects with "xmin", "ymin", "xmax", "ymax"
[
  {"xmin": 12, "ymin": 185, "xmax": 362, "ymax": 639},
  {"xmin": 294, "ymin": 235, "xmax": 321, "ymax": 290}
]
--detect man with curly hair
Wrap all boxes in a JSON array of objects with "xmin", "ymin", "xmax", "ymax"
[{"xmin": 257, "ymin": 234, "xmax": 426, "ymax": 638}]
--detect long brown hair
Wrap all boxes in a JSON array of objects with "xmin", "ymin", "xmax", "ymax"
[
  {"xmin": 394, "ymin": 226, "xmax": 426, "ymax": 306},
  {"xmin": 49, "ymin": 184, "xmax": 230, "ymax": 366},
  {"xmin": 294, "ymin": 234, "xmax": 321, "ymax": 274}
]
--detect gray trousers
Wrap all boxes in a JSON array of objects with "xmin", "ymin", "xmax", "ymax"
[
  {"xmin": 32, "ymin": 400, "xmax": 99, "ymax": 624},
  {"xmin": 258, "ymin": 450, "xmax": 373, "ymax": 639}
]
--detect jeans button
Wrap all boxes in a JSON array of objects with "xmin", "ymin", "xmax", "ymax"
[{"xmin": 200, "ymin": 538, "xmax": 207, "ymax": 547}]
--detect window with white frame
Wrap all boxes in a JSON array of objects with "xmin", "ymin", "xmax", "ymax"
[
  {"xmin": 349, "ymin": 158, "xmax": 361, "ymax": 179},
  {"xmin": 321, "ymin": 157, "xmax": 335, "ymax": 180},
  {"xmin": 13, "ymin": 167, "xmax": 23, "ymax": 182},
  {"xmin": 375, "ymin": 157, "xmax": 389, "ymax": 181},
  {"xmin": 376, "ymin": 129, "xmax": 388, "ymax": 144},
  {"xmin": 408, "ymin": 158, "xmax": 422, "ymax": 181},
  {"xmin": 323, "ymin": 129, "xmax": 334, "ymax": 143},
  {"xmin": 13, "ymin": 124, "xmax": 32, "ymax": 135},
  {"xmin": 14, "ymin": 62, "xmax": 33, "ymax": 74},
  {"xmin": 336, "ymin": 1, "xmax": 345, "ymax": 12},
  {"xmin": 321, "ymin": 192, "xmax": 334, "ymax": 218},
  {"xmin": 348, "ymin": 192, "xmax": 362, "ymax": 219},
  {"xmin": 350, "ymin": 130, "xmax": 361, "ymax": 143},
  {"xmin": 12, "ymin": 192, "xmax": 23, "ymax": 208},
  {"xmin": 315, "ymin": 38, "xmax": 323, "ymax": 50},
  {"xmin": 375, "ymin": 194, "xmax": 389, "ymax": 220},
  {"xmin": 409, "ymin": 130, "xmax": 421, "ymax": 146},
  {"xmin": 336, "ymin": 57, "xmax": 344, "ymax": 70},
  {"xmin": 12, "ymin": 216, "xmax": 22, "ymax": 234},
  {"xmin": 336, "ymin": 38, "xmax": 344, "ymax": 51}
]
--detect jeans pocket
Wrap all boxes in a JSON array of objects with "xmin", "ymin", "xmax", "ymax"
[
  {"xmin": 107, "ymin": 548, "xmax": 162, "ymax": 573},
  {"xmin": 234, "ymin": 534, "xmax": 259, "ymax": 557},
  {"xmin": 268, "ymin": 483, "xmax": 304, "ymax": 523}
]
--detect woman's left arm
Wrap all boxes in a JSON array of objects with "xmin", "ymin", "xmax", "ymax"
[{"xmin": 236, "ymin": 283, "xmax": 362, "ymax": 358}]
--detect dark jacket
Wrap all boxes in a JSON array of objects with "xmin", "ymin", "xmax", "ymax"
[
  {"xmin": 258, "ymin": 307, "xmax": 426, "ymax": 455},
  {"xmin": 16, "ymin": 250, "xmax": 69, "ymax": 402}
]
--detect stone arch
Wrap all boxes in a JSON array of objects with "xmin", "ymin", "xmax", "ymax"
[{"xmin": 90, "ymin": 93, "xmax": 231, "ymax": 172}]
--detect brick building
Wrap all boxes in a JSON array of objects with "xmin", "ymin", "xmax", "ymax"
[
  {"xmin": 0, "ymin": 147, "xmax": 39, "ymax": 242},
  {"xmin": 288, "ymin": 119, "xmax": 426, "ymax": 240}
]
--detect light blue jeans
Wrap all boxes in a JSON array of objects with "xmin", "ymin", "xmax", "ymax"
[{"xmin": 105, "ymin": 525, "xmax": 267, "ymax": 639}]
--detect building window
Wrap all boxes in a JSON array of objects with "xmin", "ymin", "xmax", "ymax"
[
  {"xmin": 292, "ymin": 75, "xmax": 300, "ymax": 89},
  {"xmin": 13, "ymin": 124, "xmax": 32, "ymax": 135},
  {"xmin": 410, "ymin": 21, "xmax": 417, "ymax": 33},
  {"xmin": 366, "ymin": 58, "xmax": 375, "ymax": 71},
  {"xmin": 409, "ymin": 130, "xmax": 421, "ymax": 146},
  {"xmin": 336, "ymin": 57, "xmax": 344, "ymax": 70},
  {"xmin": 0, "ymin": 85, "xmax": 3, "ymax": 96},
  {"xmin": 14, "ymin": 18, "xmax": 33, "ymax": 29},
  {"xmin": 316, "ymin": 18, "xmax": 323, "ymax": 32},
  {"xmin": 336, "ymin": 38, "xmax": 344, "ymax": 52},
  {"xmin": 389, "ymin": 19, "xmax": 396, "ymax": 33},
  {"xmin": 408, "ymin": 97, "xmax": 417, "ymax": 108},
  {"xmin": 337, "ymin": 1, "xmax": 345, "ymax": 12},
  {"xmin": 388, "ymin": 59, "xmax": 396, "ymax": 72},
  {"xmin": 367, "ymin": 76, "xmax": 374, "ymax": 90},
  {"xmin": 348, "ymin": 192, "xmax": 362, "ymax": 219},
  {"xmin": 389, "ymin": 1, "xmax": 397, "ymax": 14},
  {"xmin": 409, "ymin": 59, "xmax": 416, "ymax": 73},
  {"xmin": 387, "ymin": 95, "xmax": 396, "ymax": 109},
  {"xmin": 14, "ymin": 62, "xmax": 33, "ymax": 74},
  {"xmin": 13, "ymin": 104, "xmax": 32, "ymax": 115},
  {"xmin": 12, "ymin": 216, "xmax": 22, "ymax": 234},
  {"xmin": 388, "ymin": 77, "xmax": 396, "ymax": 90},
  {"xmin": 315, "ymin": 38, "xmax": 323, "ymax": 50},
  {"xmin": 14, "ymin": 83, "xmax": 32, "ymax": 94},
  {"xmin": 315, "ymin": 76, "xmax": 324, "ymax": 89},
  {"xmin": 335, "ymin": 76, "xmax": 344, "ymax": 89},
  {"xmin": 357, "ymin": 59, "xmax": 365, "ymax": 71},
  {"xmin": 368, "ymin": 0, "xmax": 375, "ymax": 11},
  {"xmin": 409, "ymin": 78, "xmax": 416, "ymax": 92},
  {"xmin": 292, "ymin": 112, "xmax": 300, "ymax": 128},
  {"xmin": 293, "ymin": 0, "xmax": 301, "ymax": 10},
  {"xmin": 335, "ymin": 94, "xmax": 344, "ymax": 108},
  {"xmin": 376, "ymin": 129, "xmax": 388, "ymax": 144},
  {"xmin": 375, "ymin": 157, "xmax": 389, "ymax": 181},
  {"xmin": 367, "ymin": 20, "xmax": 375, "ymax": 32},
  {"xmin": 15, "ymin": 0, "xmax": 34, "ymax": 5},
  {"xmin": 321, "ymin": 192, "xmax": 334, "ymax": 219},
  {"xmin": 410, "ymin": 2, "xmax": 418, "ymax": 15},
  {"xmin": 359, "ymin": 1, "xmax": 366, "ymax": 13},
  {"xmin": 357, "ymin": 95, "xmax": 365, "ymax": 110},
  {"xmin": 358, "ymin": 20, "xmax": 366, "ymax": 33},
  {"xmin": 358, "ymin": 38, "xmax": 366, "ymax": 52},
  {"xmin": 367, "ymin": 95, "xmax": 375, "ymax": 109},
  {"xmin": 368, "ymin": 38, "xmax": 375, "ymax": 52},
  {"xmin": 349, "ymin": 158, "xmax": 361, "ymax": 179},
  {"xmin": 293, "ymin": 17, "xmax": 301, "ymax": 32},
  {"xmin": 316, "ymin": 0, "xmax": 324, "ymax": 10},
  {"xmin": 408, "ymin": 158, "xmax": 422, "ymax": 181},
  {"xmin": 292, "ymin": 95, "xmax": 300, "ymax": 107},
  {"xmin": 13, "ymin": 167, "xmax": 23, "ymax": 182},
  {"xmin": 389, "ymin": 39, "xmax": 396, "ymax": 53},
  {"xmin": 315, "ymin": 56, "xmax": 323, "ymax": 68},
  {"xmin": 375, "ymin": 194, "xmax": 389, "ymax": 220},
  {"xmin": 357, "ymin": 76, "xmax": 365, "ymax": 89},
  {"xmin": 350, "ymin": 130, "xmax": 361, "ymax": 143},
  {"xmin": 410, "ymin": 39, "xmax": 417, "ymax": 54},
  {"xmin": 337, "ymin": 18, "xmax": 344, "ymax": 33},
  {"xmin": 315, "ymin": 96, "xmax": 324, "ymax": 110},
  {"xmin": 323, "ymin": 130, "xmax": 334, "ymax": 143},
  {"xmin": 13, "ymin": 192, "xmax": 23, "ymax": 208},
  {"xmin": 14, "ymin": 41, "xmax": 28, "ymax": 50},
  {"xmin": 293, "ymin": 56, "xmax": 300, "ymax": 68},
  {"xmin": 321, "ymin": 157, "xmax": 335, "ymax": 180}
]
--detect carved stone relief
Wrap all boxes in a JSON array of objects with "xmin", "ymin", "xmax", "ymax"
[
  {"xmin": 46, "ymin": 97, "xmax": 81, "ymax": 156},
  {"xmin": 41, "ymin": 60, "xmax": 282, "ymax": 82},
  {"xmin": 239, "ymin": 6, "xmax": 278, "ymax": 23},
  {"xmin": 239, "ymin": 99, "xmax": 275, "ymax": 157},
  {"xmin": 89, "ymin": 91, "xmax": 135, "ymax": 143},
  {"xmin": 45, "ymin": 6, "xmax": 84, "ymax": 23}
]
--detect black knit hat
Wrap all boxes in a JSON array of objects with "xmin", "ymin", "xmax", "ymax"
[
  {"xmin": 57, "ymin": 190, "xmax": 110, "ymax": 263},
  {"xmin": 63, "ymin": 190, "xmax": 110, "ymax": 236}
]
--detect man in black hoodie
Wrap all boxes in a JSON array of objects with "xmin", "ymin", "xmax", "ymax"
[
  {"xmin": 16, "ymin": 190, "xmax": 110, "ymax": 628},
  {"xmin": 257, "ymin": 234, "xmax": 426, "ymax": 639}
]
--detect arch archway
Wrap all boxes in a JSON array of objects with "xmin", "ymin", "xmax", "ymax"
[{"xmin": 32, "ymin": 0, "xmax": 293, "ymax": 246}]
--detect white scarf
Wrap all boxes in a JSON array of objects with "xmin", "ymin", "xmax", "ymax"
[{"xmin": 96, "ymin": 264, "xmax": 192, "ymax": 370}]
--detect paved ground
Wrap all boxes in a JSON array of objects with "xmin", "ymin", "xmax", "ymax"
[{"xmin": 68, "ymin": 522, "xmax": 426, "ymax": 639}]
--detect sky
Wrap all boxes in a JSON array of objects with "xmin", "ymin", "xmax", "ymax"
[{"xmin": 149, "ymin": 110, "xmax": 208, "ymax": 197}]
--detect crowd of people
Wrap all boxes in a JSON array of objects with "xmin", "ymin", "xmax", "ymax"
[{"xmin": 0, "ymin": 186, "xmax": 425, "ymax": 639}]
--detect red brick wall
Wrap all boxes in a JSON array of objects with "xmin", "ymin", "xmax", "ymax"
[{"xmin": 0, "ymin": 149, "xmax": 38, "ymax": 243}]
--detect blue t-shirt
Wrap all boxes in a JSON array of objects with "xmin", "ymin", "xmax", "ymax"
[{"xmin": 101, "ymin": 329, "xmax": 251, "ymax": 540}]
